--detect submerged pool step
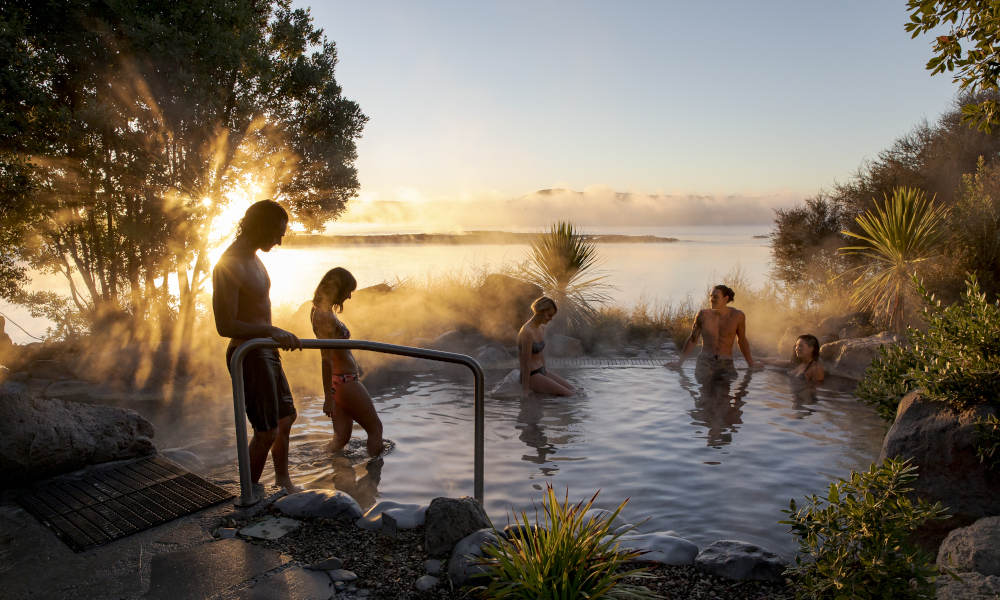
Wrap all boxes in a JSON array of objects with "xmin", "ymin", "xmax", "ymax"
[{"xmin": 380, "ymin": 357, "xmax": 670, "ymax": 371}]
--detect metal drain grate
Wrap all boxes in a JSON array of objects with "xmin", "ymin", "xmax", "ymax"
[{"xmin": 17, "ymin": 455, "xmax": 233, "ymax": 552}]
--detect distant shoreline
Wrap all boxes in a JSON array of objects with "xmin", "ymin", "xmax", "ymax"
[{"xmin": 283, "ymin": 230, "xmax": 679, "ymax": 246}]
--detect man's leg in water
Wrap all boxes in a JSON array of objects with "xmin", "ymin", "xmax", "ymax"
[
  {"xmin": 249, "ymin": 428, "xmax": 277, "ymax": 484},
  {"xmin": 271, "ymin": 413, "xmax": 301, "ymax": 492}
]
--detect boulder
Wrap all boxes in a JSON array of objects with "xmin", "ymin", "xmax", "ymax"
[
  {"xmin": 937, "ymin": 516, "xmax": 1000, "ymax": 577},
  {"xmin": 473, "ymin": 344, "xmax": 510, "ymax": 365},
  {"xmin": 694, "ymin": 540, "xmax": 786, "ymax": 582},
  {"xmin": 815, "ymin": 312, "xmax": 866, "ymax": 344},
  {"xmin": 446, "ymin": 528, "xmax": 499, "ymax": 587},
  {"xmin": 0, "ymin": 382, "xmax": 156, "ymax": 483},
  {"xmin": 819, "ymin": 332, "xmax": 899, "ymax": 380},
  {"xmin": 879, "ymin": 392, "xmax": 1000, "ymax": 542},
  {"xmin": 936, "ymin": 572, "xmax": 1000, "ymax": 600},
  {"xmin": 429, "ymin": 330, "xmax": 490, "ymax": 356},
  {"xmin": 273, "ymin": 489, "xmax": 363, "ymax": 520},
  {"xmin": 548, "ymin": 334, "xmax": 584, "ymax": 358},
  {"xmin": 424, "ymin": 496, "xmax": 493, "ymax": 557},
  {"xmin": 619, "ymin": 531, "xmax": 699, "ymax": 565}
]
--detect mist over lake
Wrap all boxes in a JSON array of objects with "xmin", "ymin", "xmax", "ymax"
[{"xmin": 2, "ymin": 225, "xmax": 771, "ymax": 343}]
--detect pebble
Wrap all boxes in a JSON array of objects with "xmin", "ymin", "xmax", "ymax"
[
  {"xmin": 415, "ymin": 575, "xmax": 439, "ymax": 591},
  {"xmin": 329, "ymin": 568, "xmax": 358, "ymax": 582},
  {"xmin": 424, "ymin": 559, "xmax": 442, "ymax": 575},
  {"xmin": 216, "ymin": 527, "xmax": 238, "ymax": 539}
]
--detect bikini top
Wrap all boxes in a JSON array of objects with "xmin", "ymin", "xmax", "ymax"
[
  {"xmin": 791, "ymin": 360, "xmax": 816, "ymax": 379},
  {"xmin": 531, "ymin": 340, "xmax": 545, "ymax": 354}
]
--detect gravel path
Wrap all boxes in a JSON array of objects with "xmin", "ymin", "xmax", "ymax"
[{"xmin": 233, "ymin": 513, "xmax": 794, "ymax": 599}]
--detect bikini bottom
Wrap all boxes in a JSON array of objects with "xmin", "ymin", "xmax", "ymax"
[{"xmin": 529, "ymin": 366, "xmax": 547, "ymax": 377}]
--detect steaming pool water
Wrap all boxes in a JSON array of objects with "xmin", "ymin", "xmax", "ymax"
[{"xmin": 147, "ymin": 359, "xmax": 886, "ymax": 559}]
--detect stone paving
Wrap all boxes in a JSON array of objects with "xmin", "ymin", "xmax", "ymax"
[{"xmin": 0, "ymin": 485, "xmax": 346, "ymax": 600}]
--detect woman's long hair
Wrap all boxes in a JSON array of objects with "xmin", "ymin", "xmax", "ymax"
[{"xmin": 313, "ymin": 267, "xmax": 357, "ymax": 313}]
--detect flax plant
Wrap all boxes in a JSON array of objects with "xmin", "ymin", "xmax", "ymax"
[
  {"xmin": 524, "ymin": 222, "xmax": 613, "ymax": 329},
  {"xmin": 839, "ymin": 187, "xmax": 948, "ymax": 332},
  {"xmin": 477, "ymin": 485, "xmax": 659, "ymax": 600}
]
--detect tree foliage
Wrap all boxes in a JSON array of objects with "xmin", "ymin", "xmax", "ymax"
[
  {"xmin": 769, "ymin": 96, "xmax": 1000, "ymax": 296},
  {"xmin": 906, "ymin": 0, "xmax": 1000, "ymax": 131},
  {"xmin": 0, "ymin": 0, "xmax": 365, "ymax": 350},
  {"xmin": 770, "ymin": 196, "xmax": 849, "ymax": 289}
]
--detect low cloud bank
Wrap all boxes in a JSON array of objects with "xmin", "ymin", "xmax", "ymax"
[{"xmin": 333, "ymin": 186, "xmax": 800, "ymax": 231}]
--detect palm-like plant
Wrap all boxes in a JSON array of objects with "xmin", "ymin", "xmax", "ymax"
[
  {"xmin": 839, "ymin": 187, "xmax": 949, "ymax": 331},
  {"xmin": 525, "ymin": 222, "xmax": 612, "ymax": 328}
]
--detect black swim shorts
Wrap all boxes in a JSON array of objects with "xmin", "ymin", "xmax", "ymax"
[{"xmin": 226, "ymin": 347, "xmax": 296, "ymax": 432}]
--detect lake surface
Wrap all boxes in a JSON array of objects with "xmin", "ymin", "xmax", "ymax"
[
  {"xmin": 144, "ymin": 358, "xmax": 886, "ymax": 559},
  {"xmin": 0, "ymin": 225, "xmax": 771, "ymax": 343}
]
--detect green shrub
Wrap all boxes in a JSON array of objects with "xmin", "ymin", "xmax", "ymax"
[
  {"xmin": 781, "ymin": 458, "xmax": 949, "ymax": 600},
  {"xmin": 477, "ymin": 485, "xmax": 658, "ymax": 600},
  {"xmin": 855, "ymin": 343, "xmax": 921, "ymax": 421},
  {"xmin": 856, "ymin": 276, "xmax": 1000, "ymax": 420}
]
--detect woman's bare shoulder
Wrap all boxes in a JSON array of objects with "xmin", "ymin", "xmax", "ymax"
[{"xmin": 311, "ymin": 307, "xmax": 336, "ymax": 334}]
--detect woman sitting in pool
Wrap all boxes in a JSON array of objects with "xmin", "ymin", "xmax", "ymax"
[
  {"xmin": 760, "ymin": 334, "xmax": 825, "ymax": 383},
  {"xmin": 518, "ymin": 296, "xmax": 574, "ymax": 396},
  {"xmin": 310, "ymin": 267, "xmax": 384, "ymax": 457}
]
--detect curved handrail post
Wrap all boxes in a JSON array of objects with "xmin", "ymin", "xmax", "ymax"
[{"xmin": 229, "ymin": 338, "xmax": 485, "ymax": 507}]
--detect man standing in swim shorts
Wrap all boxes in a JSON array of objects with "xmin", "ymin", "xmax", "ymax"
[
  {"xmin": 667, "ymin": 284, "xmax": 756, "ymax": 381},
  {"xmin": 213, "ymin": 200, "xmax": 302, "ymax": 494}
]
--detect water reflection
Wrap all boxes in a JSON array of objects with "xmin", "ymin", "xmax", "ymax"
[
  {"xmin": 514, "ymin": 395, "xmax": 586, "ymax": 477},
  {"xmin": 293, "ymin": 438, "xmax": 385, "ymax": 511},
  {"xmin": 788, "ymin": 378, "xmax": 820, "ymax": 417},
  {"xmin": 679, "ymin": 366, "xmax": 753, "ymax": 448}
]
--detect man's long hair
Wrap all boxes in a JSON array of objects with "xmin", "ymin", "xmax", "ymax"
[{"xmin": 237, "ymin": 200, "xmax": 288, "ymax": 241}]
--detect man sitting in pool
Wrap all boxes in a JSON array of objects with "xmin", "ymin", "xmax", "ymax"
[{"xmin": 666, "ymin": 284, "xmax": 757, "ymax": 380}]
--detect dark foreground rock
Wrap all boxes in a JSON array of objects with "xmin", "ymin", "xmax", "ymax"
[
  {"xmin": 694, "ymin": 540, "xmax": 786, "ymax": 582},
  {"xmin": 879, "ymin": 392, "xmax": 1000, "ymax": 546},
  {"xmin": 423, "ymin": 496, "xmax": 492, "ymax": 557},
  {"xmin": 937, "ymin": 516, "xmax": 1000, "ymax": 577},
  {"xmin": 0, "ymin": 382, "xmax": 155, "ymax": 483}
]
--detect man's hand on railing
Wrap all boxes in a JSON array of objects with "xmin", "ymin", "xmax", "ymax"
[{"xmin": 269, "ymin": 326, "xmax": 301, "ymax": 350}]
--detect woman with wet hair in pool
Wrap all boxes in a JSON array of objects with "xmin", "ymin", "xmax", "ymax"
[
  {"xmin": 760, "ymin": 334, "xmax": 825, "ymax": 383},
  {"xmin": 310, "ymin": 267, "xmax": 384, "ymax": 457},
  {"xmin": 518, "ymin": 296, "xmax": 575, "ymax": 396}
]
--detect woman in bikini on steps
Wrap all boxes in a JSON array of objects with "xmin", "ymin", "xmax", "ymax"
[
  {"xmin": 311, "ymin": 267, "xmax": 384, "ymax": 457},
  {"xmin": 518, "ymin": 296, "xmax": 574, "ymax": 396}
]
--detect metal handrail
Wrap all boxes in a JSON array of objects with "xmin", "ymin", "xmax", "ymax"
[{"xmin": 229, "ymin": 338, "xmax": 485, "ymax": 507}]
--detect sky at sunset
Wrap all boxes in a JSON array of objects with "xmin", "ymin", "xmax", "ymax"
[{"xmin": 298, "ymin": 1, "xmax": 958, "ymax": 230}]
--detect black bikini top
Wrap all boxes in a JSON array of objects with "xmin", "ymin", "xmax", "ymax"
[{"xmin": 531, "ymin": 340, "xmax": 545, "ymax": 354}]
